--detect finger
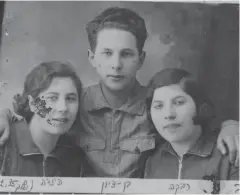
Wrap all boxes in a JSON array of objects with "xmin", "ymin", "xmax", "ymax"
[
  {"xmin": 224, "ymin": 136, "xmax": 237, "ymax": 164},
  {"xmin": 217, "ymin": 137, "xmax": 227, "ymax": 155},
  {"xmin": 0, "ymin": 125, "xmax": 10, "ymax": 146},
  {"xmin": 235, "ymin": 152, "xmax": 239, "ymax": 167},
  {"xmin": 234, "ymin": 136, "xmax": 239, "ymax": 167}
]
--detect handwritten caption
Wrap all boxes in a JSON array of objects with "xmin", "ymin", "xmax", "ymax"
[
  {"xmin": 234, "ymin": 183, "xmax": 239, "ymax": 194},
  {"xmin": 101, "ymin": 180, "xmax": 131, "ymax": 193},
  {"xmin": 168, "ymin": 183, "xmax": 190, "ymax": 194},
  {"xmin": 0, "ymin": 178, "xmax": 33, "ymax": 192},
  {"xmin": 0, "ymin": 177, "xmax": 238, "ymax": 194},
  {"xmin": 0, "ymin": 177, "xmax": 63, "ymax": 193}
]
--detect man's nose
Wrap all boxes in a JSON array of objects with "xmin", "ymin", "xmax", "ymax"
[{"xmin": 111, "ymin": 54, "xmax": 123, "ymax": 70}]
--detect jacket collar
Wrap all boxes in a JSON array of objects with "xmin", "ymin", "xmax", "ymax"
[
  {"xmin": 162, "ymin": 132, "xmax": 217, "ymax": 157},
  {"xmin": 14, "ymin": 121, "xmax": 76, "ymax": 161},
  {"xmin": 83, "ymin": 81, "xmax": 147, "ymax": 116}
]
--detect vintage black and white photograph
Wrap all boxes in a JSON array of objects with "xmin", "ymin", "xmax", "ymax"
[{"xmin": 0, "ymin": 1, "xmax": 239, "ymax": 194}]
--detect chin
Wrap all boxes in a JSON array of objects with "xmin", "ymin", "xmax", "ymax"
[
  {"xmin": 108, "ymin": 82, "xmax": 129, "ymax": 91},
  {"xmin": 164, "ymin": 135, "xmax": 182, "ymax": 143},
  {"xmin": 46, "ymin": 126, "xmax": 69, "ymax": 135},
  {"xmin": 168, "ymin": 135, "xmax": 187, "ymax": 143}
]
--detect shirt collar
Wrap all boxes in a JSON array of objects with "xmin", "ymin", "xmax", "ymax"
[
  {"xmin": 84, "ymin": 81, "xmax": 147, "ymax": 116},
  {"xmin": 162, "ymin": 131, "xmax": 216, "ymax": 157},
  {"xmin": 14, "ymin": 121, "xmax": 76, "ymax": 161}
]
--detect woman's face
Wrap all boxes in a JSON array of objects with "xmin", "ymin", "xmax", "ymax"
[
  {"xmin": 29, "ymin": 77, "xmax": 79, "ymax": 135},
  {"xmin": 150, "ymin": 84, "xmax": 197, "ymax": 143}
]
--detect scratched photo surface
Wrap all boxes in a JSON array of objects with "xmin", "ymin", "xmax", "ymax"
[{"xmin": 0, "ymin": 1, "xmax": 239, "ymax": 194}]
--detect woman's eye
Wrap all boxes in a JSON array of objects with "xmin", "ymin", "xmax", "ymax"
[
  {"xmin": 154, "ymin": 104, "xmax": 163, "ymax": 109},
  {"xmin": 66, "ymin": 96, "xmax": 76, "ymax": 102},
  {"xmin": 175, "ymin": 99, "xmax": 185, "ymax": 105},
  {"xmin": 47, "ymin": 96, "xmax": 58, "ymax": 101}
]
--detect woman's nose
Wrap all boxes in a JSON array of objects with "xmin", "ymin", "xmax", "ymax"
[
  {"xmin": 165, "ymin": 114, "xmax": 176, "ymax": 120},
  {"xmin": 55, "ymin": 99, "xmax": 67, "ymax": 112},
  {"xmin": 164, "ymin": 106, "xmax": 176, "ymax": 120}
]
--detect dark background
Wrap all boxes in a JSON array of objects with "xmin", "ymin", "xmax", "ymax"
[{"xmin": 0, "ymin": 2, "xmax": 238, "ymax": 123}]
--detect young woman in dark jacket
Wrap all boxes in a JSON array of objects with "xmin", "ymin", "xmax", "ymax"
[
  {"xmin": 144, "ymin": 68, "xmax": 238, "ymax": 180},
  {"xmin": 0, "ymin": 61, "xmax": 93, "ymax": 177}
]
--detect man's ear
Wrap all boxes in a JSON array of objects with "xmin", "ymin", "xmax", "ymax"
[
  {"xmin": 138, "ymin": 51, "xmax": 146, "ymax": 70},
  {"xmin": 28, "ymin": 95, "xmax": 37, "ymax": 113},
  {"xmin": 88, "ymin": 49, "xmax": 96, "ymax": 68}
]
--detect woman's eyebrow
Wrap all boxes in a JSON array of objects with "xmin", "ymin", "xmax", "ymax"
[
  {"xmin": 173, "ymin": 95, "xmax": 186, "ymax": 100},
  {"xmin": 45, "ymin": 92, "xmax": 58, "ymax": 95},
  {"xmin": 152, "ymin": 100, "xmax": 163, "ymax": 103}
]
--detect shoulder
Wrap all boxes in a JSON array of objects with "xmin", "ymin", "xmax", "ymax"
[
  {"xmin": 67, "ymin": 146, "xmax": 95, "ymax": 177},
  {"xmin": 9, "ymin": 119, "xmax": 28, "ymax": 142},
  {"xmin": 133, "ymin": 82, "xmax": 148, "ymax": 99},
  {"xmin": 144, "ymin": 142, "xmax": 166, "ymax": 178},
  {"xmin": 81, "ymin": 83, "xmax": 100, "ymax": 99},
  {"xmin": 0, "ymin": 120, "xmax": 26, "ymax": 175},
  {"xmin": 80, "ymin": 83, "xmax": 100, "ymax": 110},
  {"xmin": 10, "ymin": 119, "xmax": 28, "ymax": 130},
  {"xmin": 9, "ymin": 119, "xmax": 30, "ymax": 145}
]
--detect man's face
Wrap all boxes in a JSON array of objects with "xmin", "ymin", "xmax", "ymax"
[{"xmin": 88, "ymin": 28, "xmax": 145, "ymax": 91}]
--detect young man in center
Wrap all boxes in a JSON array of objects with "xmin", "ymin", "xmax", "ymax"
[{"xmin": 77, "ymin": 7, "xmax": 239, "ymax": 177}]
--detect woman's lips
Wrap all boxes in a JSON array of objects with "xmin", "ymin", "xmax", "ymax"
[
  {"xmin": 164, "ymin": 123, "xmax": 181, "ymax": 129},
  {"xmin": 51, "ymin": 118, "xmax": 69, "ymax": 123},
  {"xmin": 47, "ymin": 118, "xmax": 69, "ymax": 127}
]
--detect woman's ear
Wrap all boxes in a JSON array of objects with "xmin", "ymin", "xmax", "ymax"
[{"xmin": 28, "ymin": 95, "xmax": 37, "ymax": 113}]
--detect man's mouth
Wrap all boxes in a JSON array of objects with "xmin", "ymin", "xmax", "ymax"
[{"xmin": 108, "ymin": 75, "xmax": 125, "ymax": 80}]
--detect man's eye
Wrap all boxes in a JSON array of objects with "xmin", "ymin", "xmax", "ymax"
[
  {"xmin": 103, "ymin": 51, "xmax": 112, "ymax": 56},
  {"xmin": 121, "ymin": 52, "xmax": 133, "ymax": 57}
]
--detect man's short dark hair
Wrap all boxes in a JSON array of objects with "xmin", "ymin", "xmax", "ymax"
[{"xmin": 85, "ymin": 7, "xmax": 148, "ymax": 53}]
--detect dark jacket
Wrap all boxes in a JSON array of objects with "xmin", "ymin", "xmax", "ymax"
[
  {"xmin": 0, "ymin": 120, "xmax": 93, "ymax": 177},
  {"xmin": 144, "ymin": 132, "xmax": 239, "ymax": 180}
]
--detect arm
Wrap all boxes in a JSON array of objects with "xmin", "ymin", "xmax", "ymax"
[
  {"xmin": 228, "ymin": 163, "xmax": 239, "ymax": 180},
  {"xmin": 0, "ymin": 108, "xmax": 20, "ymax": 146},
  {"xmin": 217, "ymin": 120, "xmax": 239, "ymax": 166}
]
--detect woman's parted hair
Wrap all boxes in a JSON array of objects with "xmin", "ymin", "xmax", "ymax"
[
  {"xmin": 146, "ymin": 68, "xmax": 215, "ymax": 127},
  {"xmin": 13, "ymin": 61, "xmax": 82, "ymax": 123}
]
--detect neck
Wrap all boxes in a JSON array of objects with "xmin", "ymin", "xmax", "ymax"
[
  {"xmin": 100, "ymin": 79, "xmax": 136, "ymax": 109},
  {"xmin": 171, "ymin": 125, "xmax": 202, "ymax": 157},
  {"xmin": 29, "ymin": 116, "xmax": 60, "ymax": 158}
]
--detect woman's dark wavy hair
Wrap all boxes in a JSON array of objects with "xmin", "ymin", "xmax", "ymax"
[
  {"xmin": 13, "ymin": 61, "xmax": 83, "ymax": 128},
  {"xmin": 146, "ymin": 68, "xmax": 215, "ymax": 131}
]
